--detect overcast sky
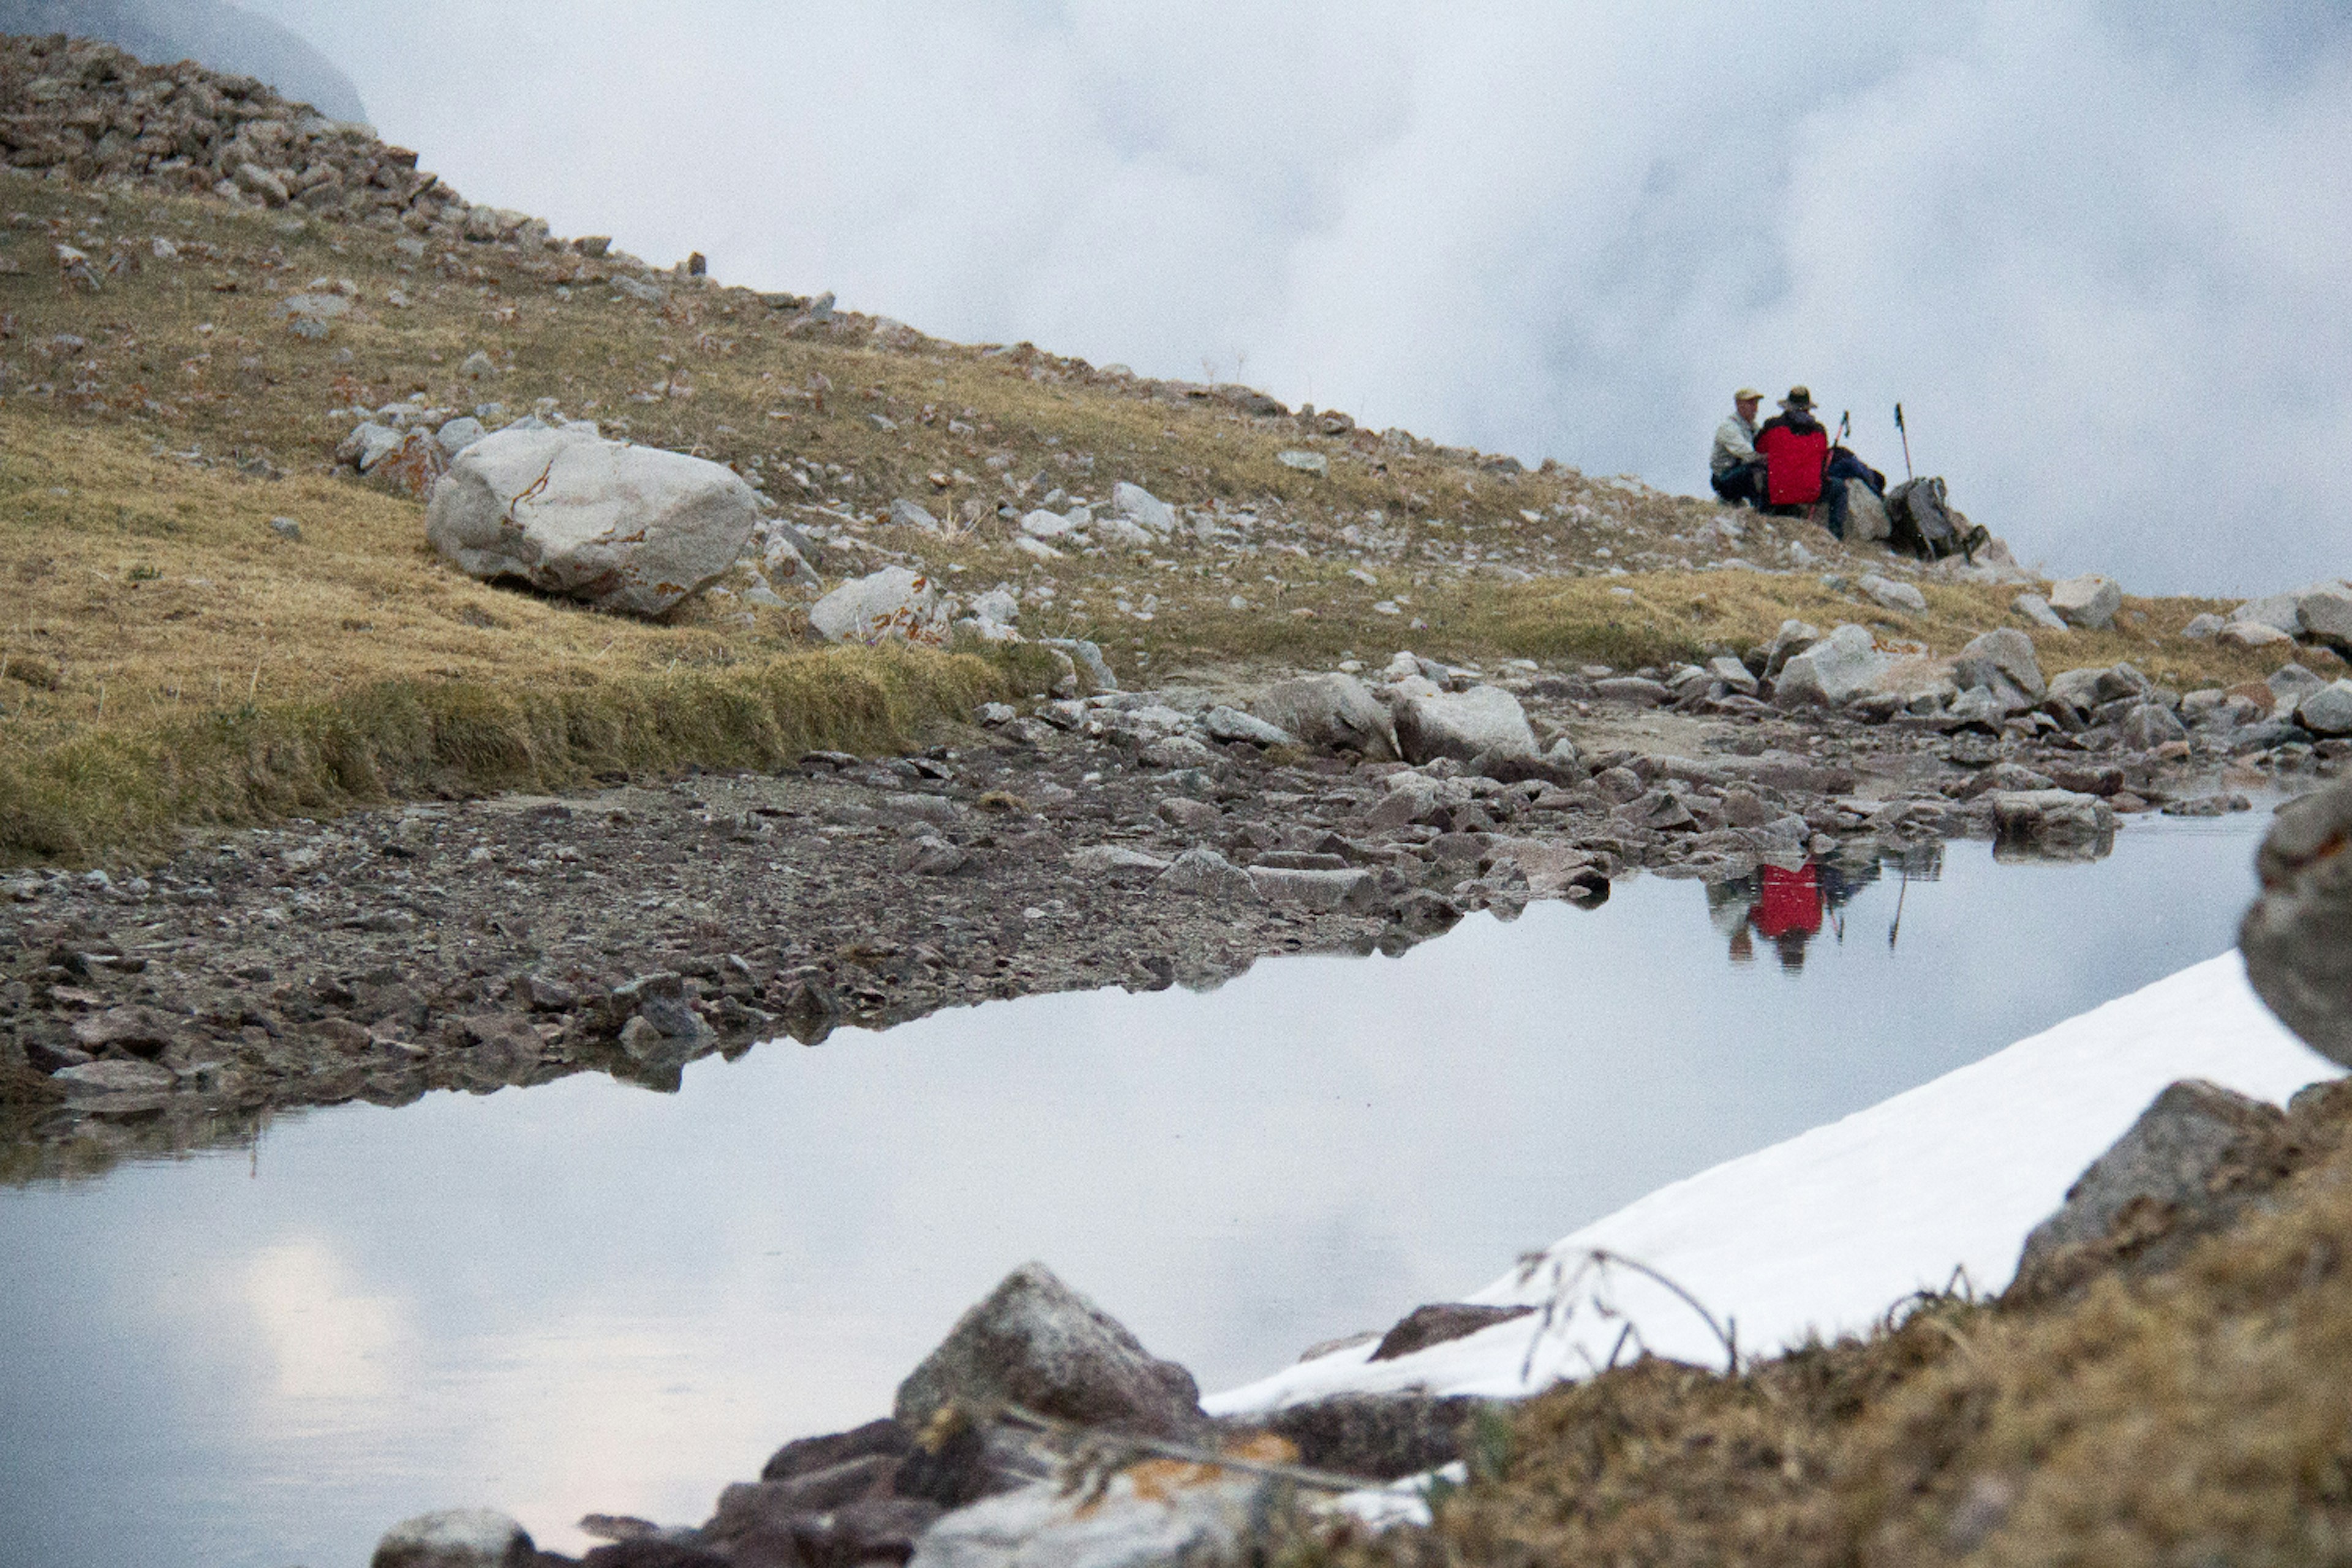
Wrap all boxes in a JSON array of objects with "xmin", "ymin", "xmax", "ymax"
[{"xmin": 232, "ymin": 1, "xmax": 2351, "ymax": 595}]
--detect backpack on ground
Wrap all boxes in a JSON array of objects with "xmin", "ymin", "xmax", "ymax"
[{"xmin": 1887, "ymin": 477, "xmax": 1967, "ymax": 561}]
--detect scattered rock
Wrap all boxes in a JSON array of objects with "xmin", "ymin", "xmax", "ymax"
[
  {"xmin": 1250, "ymin": 674, "xmax": 1397, "ymax": 760},
  {"xmin": 1369, "ymin": 1302, "xmax": 1536, "ymax": 1362},
  {"xmin": 2294, "ymin": 680, "xmax": 2352, "ymax": 737},
  {"xmin": 2220, "ymin": 620, "xmax": 2293, "ymax": 649},
  {"xmin": 1773, "ymin": 625, "xmax": 1888, "ymax": 709},
  {"xmin": 1156, "ymin": 847, "xmax": 1259, "ymax": 902},
  {"xmin": 1246, "ymin": 865, "xmax": 1374, "ymax": 911},
  {"xmin": 1040, "ymin": 638, "xmax": 1117, "ymax": 694},
  {"xmin": 1957, "ymin": 627, "xmax": 2047, "ymax": 702},
  {"xmin": 53, "ymin": 1058, "xmax": 177, "ymax": 1098},
  {"xmin": 1201, "ymin": 706, "xmax": 1294, "ymax": 747},
  {"xmin": 1988, "ymin": 789, "xmax": 2115, "ymax": 848},
  {"xmin": 2048, "ymin": 575, "xmax": 2123, "ymax": 631},
  {"xmin": 1068, "ymin": 845, "xmax": 1172, "ymax": 875},
  {"xmin": 812, "ymin": 567, "xmax": 949, "ymax": 644},
  {"xmin": 893, "ymin": 1261, "xmax": 1207, "ymax": 1441},
  {"xmin": 1858, "ymin": 573, "xmax": 1927, "ymax": 614},
  {"xmin": 1391, "ymin": 685, "xmax": 1537, "ymax": 765},
  {"xmin": 70, "ymin": 1005, "xmax": 176, "ymax": 1057},
  {"xmin": 891, "ymin": 497, "xmax": 946, "ymax": 533},
  {"xmin": 2011, "ymin": 592, "xmax": 2068, "ymax": 632},
  {"xmin": 426, "ymin": 426, "xmax": 758, "ymax": 617}
]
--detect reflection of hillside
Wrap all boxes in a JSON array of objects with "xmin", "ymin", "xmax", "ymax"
[{"xmin": 0, "ymin": 1098, "xmax": 284, "ymax": 1186}]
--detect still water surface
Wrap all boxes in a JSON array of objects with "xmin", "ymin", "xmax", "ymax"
[{"xmin": 0, "ymin": 815, "xmax": 2269, "ymax": 1567}]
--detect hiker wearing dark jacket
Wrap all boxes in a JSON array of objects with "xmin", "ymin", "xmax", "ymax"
[{"xmin": 1754, "ymin": 385, "xmax": 1829, "ymax": 511}]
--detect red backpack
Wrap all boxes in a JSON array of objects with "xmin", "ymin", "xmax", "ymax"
[{"xmin": 1756, "ymin": 420, "xmax": 1828, "ymax": 505}]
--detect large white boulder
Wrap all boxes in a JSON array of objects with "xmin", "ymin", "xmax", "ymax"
[
  {"xmin": 810, "ymin": 567, "xmax": 951, "ymax": 644},
  {"xmin": 2048, "ymin": 574, "xmax": 2123, "ymax": 631},
  {"xmin": 1391, "ymin": 684, "xmax": 1539, "ymax": 764},
  {"xmin": 1771, "ymin": 624, "xmax": 1890, "ymax": 708},
  {"xmin": 425, "ymin": 426, "xmax": 758, "ymax": 617}
]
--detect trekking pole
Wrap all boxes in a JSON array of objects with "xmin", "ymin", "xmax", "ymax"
[
  {"xmin": 1889, "ymin": 867, "xmax": 1909, "ymax": 950},
  {"xmin": 1894, "ymin": 404, "xmax": 1913, "ymax": 481}
]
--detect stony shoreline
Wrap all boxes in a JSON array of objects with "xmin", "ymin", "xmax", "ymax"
[{"xmin": 4, "ymin": 643, "xmax": 2326, "ymax": 1174}]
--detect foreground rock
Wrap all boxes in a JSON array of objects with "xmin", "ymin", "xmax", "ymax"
[
  {"xmin": 2011, "ymin": 1079, "xmax": 2286, "ymax": 1297},
  {"xmin": 2241, "ymin": 775, "xmax": 2352, "ymax": 1066},
  {"xmin": 908, "ymin": 1452, "xmax": 1276, "ymax": 1568},
  {"xmin": 894, "ymin": 1262, "xmax": 1208, "ymax": 1441},
  {"xmin": 371, "ymin": 1509, "xmax": 537, "ymax": 1568},
  {"xmin": 426, "ymin": 427, "xmax": 758, "ymax": 617}
]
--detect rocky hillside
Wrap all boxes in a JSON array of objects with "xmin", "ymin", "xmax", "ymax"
[
  {"xmin": 0, "ymin": 30, "xmax": 2331, "ymax": 868},
  {"xmin": 0, "ymin": 0, "xmax": 367, "ymax": 123}
]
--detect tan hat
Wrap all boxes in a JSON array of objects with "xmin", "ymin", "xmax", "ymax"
[
  {"xmin": 1734, "ymin": 387, "xmax": 1762, "ymax": 402},
  {"xmin": 1780, "ymin": 385, "xmax": 1815, "ymax": 410}
]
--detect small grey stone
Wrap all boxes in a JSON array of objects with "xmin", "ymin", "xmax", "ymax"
[{"xmin": 268, "ymin": 516, "xmax": 303, "ymax": 541}]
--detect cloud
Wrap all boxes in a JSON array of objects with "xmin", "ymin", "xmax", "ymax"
[{"xmin": 238, "ymin": 2, "xmax": 2352, "ymax": 593}]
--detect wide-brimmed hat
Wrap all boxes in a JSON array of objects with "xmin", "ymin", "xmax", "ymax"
[
  {"xmin": 1779, "ymin": 385, "xmax": 1815, "ymax": 410},
  {"xmin": 1733, "ymin": 386, "xmax": 1762, "ymax": 402}
]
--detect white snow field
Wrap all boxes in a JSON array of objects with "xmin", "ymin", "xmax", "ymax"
[{"xmin": 1210, "ymin": 951, "xmax": 2337, "ymax": 1419}]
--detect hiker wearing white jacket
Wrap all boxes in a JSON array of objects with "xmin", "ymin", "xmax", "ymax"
[{"xmin": 1709, "ymin": 387, "xmax": 1766, "ymax": 508}]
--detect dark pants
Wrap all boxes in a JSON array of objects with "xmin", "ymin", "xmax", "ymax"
[
  {"xmin": 1822, "ymin": 451, "xmax": 1883, "ymax": 541},
  {"xmin": 1711, "ymin": 462, "xmax": 1765, "ymax": 508}
]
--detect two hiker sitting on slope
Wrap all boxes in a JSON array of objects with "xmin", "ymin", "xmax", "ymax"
[{"xmin": 1712, "ymin": 384, "xmax": 1883, "ymax": 541}]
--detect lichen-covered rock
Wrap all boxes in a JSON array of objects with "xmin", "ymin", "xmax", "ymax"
[
  {"xmin": 2241, "ymin": 776, "xmax": 2352, "ymax": 1065},
  {"xmin": 894, "ymin": 1262, "xmax": 1207, "ymax": 1440},
  {"xmin": 370, "ymin": 1509, "xmax": 535, "ymax": 1568},
  {"xmin": 426, "ymin": 426, "xmax": 757, "ymax": 617}
]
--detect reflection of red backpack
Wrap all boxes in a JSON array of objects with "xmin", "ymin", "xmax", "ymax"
[
  {"xmin": 1756, "ymin": 418, "xmax": 1828, "ymax": 505},
  {"xmin": 1752, "ymin": 864, "xmax": 1822, "ymax": 938}
]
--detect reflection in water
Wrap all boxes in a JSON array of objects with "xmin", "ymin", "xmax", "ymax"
[
  {"xmin": 1706, "ymin": 844, "xmax": 1947, "ymax": 973},
  {"xmin": 0, "ymin": 815, "xmax": 2271, "ymax": 1568}
]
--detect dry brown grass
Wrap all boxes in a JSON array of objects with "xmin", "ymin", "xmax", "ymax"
[
  {"xmin": 1308, "ymin": 1081, "xmax": 2352, "ymax": 1568},
  {"xmin": 0, "ymin": 409, "xmax": 1007, "ymax": 864}
]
